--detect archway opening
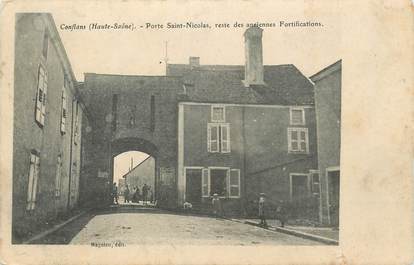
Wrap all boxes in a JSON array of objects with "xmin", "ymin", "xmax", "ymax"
[{"xmin": 112, "ymin": 151, "xmax": 156, "ymax": 205}]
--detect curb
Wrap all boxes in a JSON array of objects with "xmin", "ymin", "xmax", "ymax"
[
  {"xmin": 234, "ymin": 219, "xmax": 338, "ymax": 245},
  {"xmin": 23, "ymin": 209, "xmax": 90, "ymax": 244}
]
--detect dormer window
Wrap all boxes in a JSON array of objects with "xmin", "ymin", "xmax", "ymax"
[
  {"xmin": 211, "ymin": 105, "xmax": 225, "ymax": 122},
  {"xmin": 290, "ymin": 107, "xmax": 305, "ymax": 125}
]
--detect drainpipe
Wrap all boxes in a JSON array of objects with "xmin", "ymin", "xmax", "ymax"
[{"xmin": 67, "ymin": 98, "xmax": 76, "ymax": 211}]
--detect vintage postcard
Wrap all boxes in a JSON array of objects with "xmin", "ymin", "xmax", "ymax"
[{"xmin": 0, "ymin": 1, "xmax": 412, "ymax": 264}]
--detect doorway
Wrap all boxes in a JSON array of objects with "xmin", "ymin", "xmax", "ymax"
[
  {"xmin": 185, "ymin": 168, "xmax": 202, "ymax": 204},
  {"xmin": 328, "ymin": 169, "xmax": 340, "ymax": 227},
  {"xmin": 290, "ymin": 174, "xmax": 309, "ymax": 201}
]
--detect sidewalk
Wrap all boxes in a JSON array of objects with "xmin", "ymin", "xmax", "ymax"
[
  {"xmin": 230, "ymin": 218, "xmax": 339, "ymax": 245},
  {"xmin": 23, "ymin": 208, "xmax": 90, "ymax": 244}
]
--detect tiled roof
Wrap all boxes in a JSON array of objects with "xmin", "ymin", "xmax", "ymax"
[{"xmin": 168, "ymin": 64, "xmax": 314, "ymax": 105}]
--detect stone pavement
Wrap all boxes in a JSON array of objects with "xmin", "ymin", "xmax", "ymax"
[
  {"xmin": 231, "ymin": 218, "xmax": 339, "ymax": 245},
  {"xmin": 35, "ymin": 206, "xmax": 321, "ymax": 246}
]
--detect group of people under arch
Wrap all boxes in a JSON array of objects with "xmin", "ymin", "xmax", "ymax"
[{"xmin": 112, "ymin": 182, "xmax": 154, "ymax": 205}]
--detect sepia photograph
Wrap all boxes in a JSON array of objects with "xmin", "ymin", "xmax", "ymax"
[
  {"xmin": 1, "ymin": 1, "xmax": 413, "ymax": 264},
  {"xmin": 12, "ymin": 12, "xmax": 341, "ymax": 246}
]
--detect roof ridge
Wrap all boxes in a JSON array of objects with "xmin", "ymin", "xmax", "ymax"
[{"xmin": 121, "ymin": 155, "xmax": 152, "ymax": 178}]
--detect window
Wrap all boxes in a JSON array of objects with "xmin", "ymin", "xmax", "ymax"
[
  {"xmin": 210, "ymin": 168, "xmax": 228, "ymax": 197},
  {"xmin": 60, "ymin": 82, "xmax": 68, "ymax": 134},
  {"xmin": 207, "ymin": 123, "xmax": 230, "ymax": 153},
  {"xmin": 42, "ymin": 31, "xmax": 49, "ymax": 59},
  {"xmin": 310, "ymin": 171, "xmax": 320, "ymax": 196},
  {"xmin": 288, "ymin": 127, "xmax": 309, "ymax": 153},
  {"xmin": 229, "ymin": 169, "xmax": 240, "ymax": 198},
  {"xmin": 55, "ymin": 155, "xmax": 62, "ymax": 197},
  {"xmin": 74, "ymin": 102, "xmax": 79, "ymax": 145},
  {"xmin": 211, "ymin": 105, "xmax": 225, "ymax": 122},
  {"xmin": 35, "ymin": 64, "xmax": 48, "ymax": 126},
  {"xmin": 199, "ymin": 168, "xmax": 241, "ymax": 198},
  {"xmin": 290, "ymin": 107, "xmax": 305, "ymax": 125},
  {"xmin": 27, "ymin": 152, "xmax": 40, "ymax": 210},
  {"xmin": 201, "ymin": 168, "xmax": 209, "ymax": 197}
]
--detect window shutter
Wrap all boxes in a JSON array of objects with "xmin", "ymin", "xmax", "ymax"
[
  {"xmin": 41, "ymin": 71, "xmax": 47, "ymax": 125},
  {"xmin": 221, "ymin": 124, "xmax": 231, "ymax": 153},
  {"xmin": 35, "ymin": 68, "xmax": 44, "ymax": 124},
  {"xmin": 35, "ymin": 65, "xmax": 47, "ymax": 125},
  {"xmin": 202, "ymin": 168, "xmax": 209, "ymax": 197},
  {"xmin": 32, "ymin": 155, "xmax": 40, "ymax": 205},
  {"xmin": 27, "ymin": 153, "xmax": 40, "ymax": 210},
  {"xmin": 26, "ymin": 154, "xmax": 36, "ymax": 210},
  {"xmin": 229, "ymin": 169, "xmax": 240, "ymax": 198},
  {"xmin": 207, "ymin": 124, "xmax": 211, "ymax": 152},
  {"xmin": 208, "ymin": 124, "xmax": 219, "ymax": 153},
  {"xmin": 61, "ymin": 89, "xmax": 67, "ymax": 133},
  {"xmin": 55, "ymin": 156, "xmax": 62, "ymax": 197}
]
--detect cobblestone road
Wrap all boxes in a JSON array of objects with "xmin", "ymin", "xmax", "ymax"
[{"xmin": 38, "ymin": 206, "xmax": 319, "ymax": 246}]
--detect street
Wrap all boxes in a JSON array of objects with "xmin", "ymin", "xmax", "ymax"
[{"xmin": 36, "ymin": 205, "xmax": 318, "ymax": 245}]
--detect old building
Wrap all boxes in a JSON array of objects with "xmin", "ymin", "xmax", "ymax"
[
  {"xmin": 12, "ymin": 13, "xmax": 88, "ymax": 242},
  {"xmin": 174, "ymin": 27, "xmax": 319, "ymax": 217},
  {"xmin": 310, "ymin": 60, "xmax": 341, "ymax": 226},
  {"xmin": 14, "ymin": 14, "xmax": 333, "ymax": 242},
  {"xmin": 122, "ymin": 156, "xmax": 156, "ymax": 192}
]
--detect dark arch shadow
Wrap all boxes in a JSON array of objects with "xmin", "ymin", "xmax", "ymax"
[{"xmin": 111, "ymin": 137, "xmax": 159, "ymax": 158}]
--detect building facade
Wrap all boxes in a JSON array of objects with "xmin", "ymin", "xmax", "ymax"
[
  {"xmin": 122, "ymin": 156, "xmax": 156, "ymax": 192},
  {"xmin": 175, "ymin": 28, "xmax": 319, "ymax": 217},
  {"xmin": 13, "ymin": 14, "xmax": 340, "ymax": 243},
  {"xmin": 13, "ymin": 13, "xmax": 87, "ymax": 242},
  {"xmin": 310, "ymin": 60, "xmax": 341, "ymax": 226}
]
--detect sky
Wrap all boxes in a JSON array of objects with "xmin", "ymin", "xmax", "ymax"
[
  {"xmin": 113, "ymin": 151, "xmax": 150, "ymax": 184},
  {"xmin": 49, "ymin": 1, "xmax": 342, "ymax": 81}
]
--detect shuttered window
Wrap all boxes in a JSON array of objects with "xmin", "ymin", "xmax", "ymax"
[
  {"xmin": 74, "ymin": 103, "xmax": 79, "ymax": 145},
  {"xmin": 208, "ymin": 123, "xmax": 230, "ymax": 153},
  {"xmin": 55, "ymin": 155, "xmax": 62, "ymax": 197},
  {"xmin": 207, "ymin": 123, "xmax": 219, "ymax": 152},
  {"xmin": 201, "ymin": 168, "xmax": 210, "ymax": 197},
  {"xmin": 27, "ymin": 152, "xmax": 40, "ymax": 210},
  {"xmin": 35, "ymin": 64, "xmax": 47, "ymax": 126},
  {"xmin": 60, "ymin": 86, "xmax": 67, "ymax": 134},
  {"xmin": 229, "ymin": 169, "xmax": 240, "ymax": 198}
]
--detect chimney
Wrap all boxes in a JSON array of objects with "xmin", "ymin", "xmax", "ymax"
[
  {"xmin": 243, "ymin": 27, "xmax": 265, "ymax": 87},
  {"xmin": 189, "ymin": 56, "xmax": 200, "ymax": 69}
]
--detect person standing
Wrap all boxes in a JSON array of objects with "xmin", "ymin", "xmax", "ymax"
[
  {"xmin": 276, "ymin": 200, "xmax": 287, "ymax": 227},
  {"xmin": 112, "ymin": 182, "xmax": 119, "ymax": 205},
  {"xmin": 142, "ymin": 184, "xmax": 148, "ymax": 205},
  {"xmin": 212, "ymin": 193, "xmax": 222, "ymax": 218},
  {"xmin": 258, "ymin": 193, "xmax": 267, "ymax": 228},
  {"xmin": 124, "ymin": 185, "xmax": 130, "ymax": 203}
]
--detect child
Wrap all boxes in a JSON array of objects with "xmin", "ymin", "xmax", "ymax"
[
  {"xmin": 212, "ymin": 193, "xmax": 222, "ymax": 218},
  {"xmin": 276, "ymin": 200, "xmax": 287, "ymax": 227},
  {"xmin": 258, "ymin": 193, "xmax": 267, "ymax": 228}
]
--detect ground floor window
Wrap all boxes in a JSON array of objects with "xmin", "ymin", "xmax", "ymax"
[
  {"xmin": 27, "ymin": 151, "xmax": 40, "ymax": 210},
  {"xmin": 55, "ymin": 155, "xmax": 62, "ymax": 197},
  {"xmin": 210, "ymin": 168, "xmax": 227, "ymax": 196},
  {"xmin": 185, "ymin": 167, "xmax": 240, "ymax": 203}
]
